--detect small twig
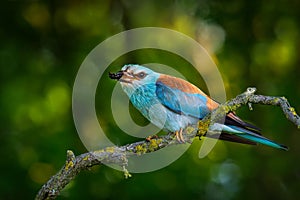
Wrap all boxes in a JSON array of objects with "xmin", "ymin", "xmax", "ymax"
[
  {"xmin": 248, "ymin": 95, "xmax": 300, "ymax": 128},
  {"xmin": 227, "ymin": 87, "xmax": 300, "ymax": 128},
  {"xmin": 35, "ymin": 87, "xmax": 299, "ymax": 200}
]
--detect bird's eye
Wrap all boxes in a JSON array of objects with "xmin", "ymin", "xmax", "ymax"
[{"xmin": 137, "ymin": 72, "xmax": 146, "ymax": 79}]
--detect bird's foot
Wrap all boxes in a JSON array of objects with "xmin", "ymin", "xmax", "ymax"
[
  {"xmin": 175, "ymin": 128, "xmax": 185, "ymax": 143},
  {"xmin": 145, "ymin": 135, "xmax": 158, "ymax": 142}
]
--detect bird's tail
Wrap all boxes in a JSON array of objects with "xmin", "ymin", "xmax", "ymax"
[{"xmin": 222, "ymin": 125, "xmax": 288, "ymax": 151}]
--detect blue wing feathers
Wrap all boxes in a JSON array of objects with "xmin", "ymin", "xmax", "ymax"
[{"xmin": 156, "ymin": 81, "xmax": 209, "ymax": 119}]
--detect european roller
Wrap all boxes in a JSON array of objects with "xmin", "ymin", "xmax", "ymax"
[{"xmin": 109, "ymin": 64, "xmax": 288, "ymax": 151}]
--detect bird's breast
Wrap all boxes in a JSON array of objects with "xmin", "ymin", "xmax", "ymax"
[
  {"xmin": 125, "ymin": 84, "xmax": 197, "ymax": 132},
  {"xmin": 128, "ymin": 84, "xmax": 159, "ymax": 116}
]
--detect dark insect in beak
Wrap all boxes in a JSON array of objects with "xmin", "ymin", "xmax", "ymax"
[{"xmin": 109, "ymin": 71, "xmax": 123, "ymax": 80}]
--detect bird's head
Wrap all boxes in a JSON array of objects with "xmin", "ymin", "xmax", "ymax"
[{"xmin": 109, "ymin": 64, "xmax": 160, "ymax": 93}]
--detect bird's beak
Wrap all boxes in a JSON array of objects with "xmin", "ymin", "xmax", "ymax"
[{"xmin": 109, "ymin": 70, "xmax": 133, "ymax": 83}]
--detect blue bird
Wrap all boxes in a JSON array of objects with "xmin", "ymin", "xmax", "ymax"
[{"xmin": 109, "ymin": 64, "xmax": 288, "ymax": 150}]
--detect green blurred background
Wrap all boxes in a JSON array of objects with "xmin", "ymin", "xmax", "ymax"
[{"xmin": 1, "ymin": 0, "xmax": 300, "ymax": 199}]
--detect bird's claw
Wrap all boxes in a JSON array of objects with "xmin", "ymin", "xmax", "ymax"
[{"xmin": 175, "ymin": 128, "xmax": 185, "ymax": 143}]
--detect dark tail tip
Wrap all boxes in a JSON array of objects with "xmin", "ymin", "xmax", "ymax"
[{"xmin": 279, "ymin": 144, "xmax": 289, "ymax": 151}]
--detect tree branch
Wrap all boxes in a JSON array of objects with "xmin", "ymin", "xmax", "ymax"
[{"xmin": 35, "ymin": 87, "xmax": 300, "ymax": 200}]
